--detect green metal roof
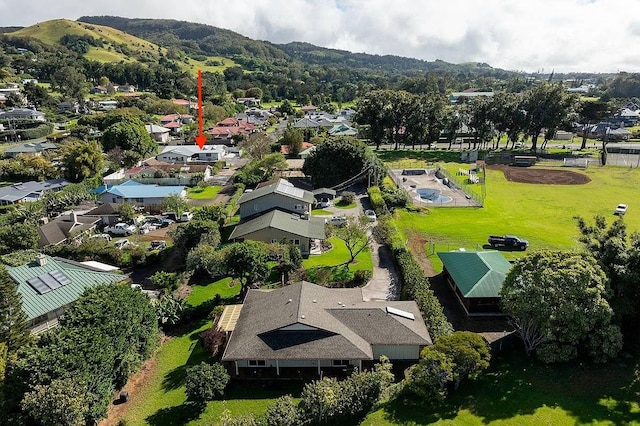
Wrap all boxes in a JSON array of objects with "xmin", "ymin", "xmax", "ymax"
[
  {"xmin": 7, "ymin": 256, "xmax": 125, "ymax": 321},
  {"xmin": 437, "ymin": 251, "xmax": 511, "ymax": 298},
  {"xmin": 230, "ymin": 210, "xmax": 326, "ymax": 240}
]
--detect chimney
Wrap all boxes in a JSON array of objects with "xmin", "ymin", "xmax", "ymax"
[
  {"xmin": 70, "ymin": 211, "xmax": 78, "ymax": 224},
  {"xmin": 36, "ymin": 254, "xmax": 47, "ymax": 266}
]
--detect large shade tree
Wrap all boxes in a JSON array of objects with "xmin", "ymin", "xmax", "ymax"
[
  {"xmin": 102, "ymin": 116, "xmax": 156, "ymax": 167},
  {"xmin": 302, "ymin": 137, "xmax": 384, "ymax": 188},
  {"xmin": 59, "ymin": 138, "xmax": 104, "ymax": 183},
  {"xmin": 0, "ymin": 266, "xmax": 30, "ymax": 352},
  {"xmin": 500, "ymin": 250, "xmax": 622, "ymax": 363}
]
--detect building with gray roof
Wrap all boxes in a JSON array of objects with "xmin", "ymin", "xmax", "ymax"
[
  {"xmin": 229, "ymin": 209, "xmax": 325, "ymax": 255},
  {"xmin": 0, "ymin": 178, "xmax": 69, "ymax": 205},
  {"xmin": 221, "ymin": 282, "xmax": 431, "ymax": 378}
]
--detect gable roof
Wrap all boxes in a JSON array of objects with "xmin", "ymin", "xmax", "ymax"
[
  {"xmin": 4, "ymin": 141, "xmax": 58, "ymax": 155},
  {"xmin": 293, "ymin": 117, "xmax": 320, "ymax": 128},
  {"xmin": 37, "ymin": 213, "xmax": 100, "ymax": 246},
  {"xmin": 437, "ymin": 250, "xmax": 511, "ymax": 298},
  {"xmin": 7, "ymin": 256, "xmax": 125, "ymax": 321},
  {"xmin": 229, "ymin": 210, "xmax": 326, "ymax": 240},
  {"xmin": 222, "ymin": 282, "xmax": 430, "ymax": 361},
  {"xmin": 0, "ymin": 179, "xmax": 70, "ymax": 203},
  {"xmin": 160, "ymin": 144, "xmax": 226, "ymax": 158},
  {"xmin": 104, "ymin": 180, "xmax": 185, "ymax": 198},
  {"xmin": 239, "ymin": 178, "xmax": 314, "ymax": 204}
]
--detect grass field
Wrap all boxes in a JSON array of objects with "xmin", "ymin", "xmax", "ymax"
[
  {"xmin": 364, "ymin": 351, "xmax": 640, "ymax": 425},
  {"xmin": 185, "ymin": 277, "xmax": 238, "ymax": 307},
  {"xmin": 187, "ymin": 185, "xmax": 222, "ymax": 200},
  {"xmin": 178, "ymin": 56, "xmax": 236, "ymax": 75},
  {"xmin": 392, "ymin": 163, "xmax": 640, "ymax": 272}
]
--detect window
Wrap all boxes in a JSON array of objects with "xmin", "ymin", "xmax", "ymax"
[
  {"xmin": 112, "ymin": 198, "xmax": 117, "ymax": 203},
  {"xmin": 294, "ymin": 204, "xmax": 303, "ymax": 210},
  {"xmin": 290, "ymin": 239, "xmax": 300, "ymax": 245},
  {"xmin": 135, "ymin": 198, "xmax": 143, "ymax": 203},
  {"xmin": 254, "ymin": 204, "xmax": 259, "ymax": 211},
  {"xmin": 332, "ymin": 360, "xmax": 350, "ymax": 367},
  {"xmin": 271, "ymin": 239, "xmax": 278, "ymax": 243},
  {"xmin": 248, "ymin": 360, "xmax": 266, "ymax": 367}
]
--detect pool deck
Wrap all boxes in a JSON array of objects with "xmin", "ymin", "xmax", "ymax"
[{"xmin": 390, "ymin": 169, "xmax": 481, "ymax": 208}]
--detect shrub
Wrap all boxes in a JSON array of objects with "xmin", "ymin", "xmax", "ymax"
[
  {"xmin": 149, "ymin": 271, "xmax": 180, "ymax": 292},
  {"xmin": 263, "ymin": 395, "xmax": 300, "ymax": 426},
  {"xmin": 367, "ymin": 186, "xmax": 386, "ymax": 215},
  {"xmin": 340, "ymin": 191, "xmax": 356, "ymax": 205},
  {"xmin": 185, "ymin": 362, "xmax": 229, "ymax": 402},
  {"xmin": 350, "ymin": 269, "xmax": 372, "ymax": 287}
]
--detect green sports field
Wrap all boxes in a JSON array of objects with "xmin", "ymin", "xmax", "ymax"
[{"xmin": 393, "ymin": 162, "xmax": 640, "ymax": 272}]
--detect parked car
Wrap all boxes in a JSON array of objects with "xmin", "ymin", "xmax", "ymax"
[
  {"xmin": 138, "ymin": 223, "xmax": 157, "ymax": 234},
  {"xmin": 162, "ymin": 212, "xmax": 178, "ymax": 222},
  {"xmin": 180, "ymin": 212, "xmax": 193, "ymax": 222},
  {"xmin": 317, "ymin": 198, "xmax": 332, "ymax": 208},
  {"xmin": 148, "ymin": 240, "xmax": 167, "ymax": 251},
  {"xmin": 104, "ymin": 223, "xmax": 137, "ymax": 236},
  {"xmin": 325, "ymin": 215, "xmax": 347, "ymax": 226},
  {"xmin": 364, "ymin": 210, "xmax": 377, "ymax": 222},
  {"xmin": 614, "ymin": 203, "xmax": 628, "ymax": 216},
  {"xmin": 487, "ymin": 235, "xmax": 528, "ymax": 250},
  {"xmin": 114, "ymin": 239, "xmax": 132, "ymax": 250}
]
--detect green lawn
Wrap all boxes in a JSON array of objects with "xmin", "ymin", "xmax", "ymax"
[
  {"xmin": 392, "ymin": 164, "xmax": 640, "ymax": 273},
  {"xmin": 303, "ymin": 236, "xmax": 373, "ymax": 282},
  {"xmin": 118, "ymin": 277, "xmax": 293, "ymax": 425},
  {"xmin": 364, "ymin": 351, "xmax": 640, "ymax": 425},
  {"xmin": 187, "ymin": 186, "xmax": 222, "ymax": 200},
  {"xmin": 185, "ymin": 277, "xmax": 239, "ymax": 307},
  {"xmin": 334, "ymin": 201, "xmax": 357, "ymax": 209},
  {"xmin": 311, "ymin": 209, "xmax": 333, "ymax": 216}
]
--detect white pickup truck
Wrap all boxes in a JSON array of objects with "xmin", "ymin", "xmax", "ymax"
[{"xmin": 104, "ymin": 223, "xmax": 137, "ymax": 236}]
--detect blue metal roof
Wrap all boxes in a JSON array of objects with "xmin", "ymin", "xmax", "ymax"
[{"xmin": 106, "ymin": 180, "xmax": 185, "ymax": 198}]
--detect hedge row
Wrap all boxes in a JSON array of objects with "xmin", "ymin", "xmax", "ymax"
[
  {"xmin": 376, "ymin": 216, "xmax": 452, "ymax": 340},
  {"xmin": 367, "ymin": 185, "xmax": 386, "ymax": 215},
  {"xmin": 16, "ymin": 123, "xmax": 54, "ymax": 140}
]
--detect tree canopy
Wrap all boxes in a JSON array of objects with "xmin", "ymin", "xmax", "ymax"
[
  {"xmin": 0, "ymin": 266, "xmax": 30, "ymax": 352},
  {"xmin": 302, "ymin": 137, "xmax": 384, "ymax": 188},
  {"xmin": 59, "ymin": 138, "xmax": 104, "ymax": 183},
  {"xmin": 500, "ymin": 250, "xmax": 622, "ymax": 363},
  {"xmin": 101, "ymin": 116, "xmax": 156, "ymax": 167}
]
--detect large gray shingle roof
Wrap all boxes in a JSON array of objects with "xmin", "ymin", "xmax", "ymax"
[{"xmin": 222, "ymin": 282, "xmax": 431, "ymax": 361}]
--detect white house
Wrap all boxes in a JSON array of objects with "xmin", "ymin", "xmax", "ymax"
[{"xmin": 157, "ymin": 145, "xmax": 227, "ymax": 163}]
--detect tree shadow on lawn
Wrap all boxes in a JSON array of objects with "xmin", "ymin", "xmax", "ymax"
[
  {"xmin": 146, "ymin": 401, "xmax": 205, "ymax": 426},
  {"xmin": 381, "ymin": 351, "xmax": 640, "ymax": 425},
  {"xmin": 162, "ymin": 321, "xmax": 212, "ymax": 391}
]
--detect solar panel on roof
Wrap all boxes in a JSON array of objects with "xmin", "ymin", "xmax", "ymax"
[
  {"xmin": 40, "ymin": 273, "xmax": 61, "ymax": 290},
  {"xmin": 27, "ymin": 277, "xmax": 51, "ymax": 295},
  {"xmin": 49, "ymin": 270, "xmax": 71, "ymax": 286},
  {"xmin": 386, "ymin": 306, "xmax": 415, "ymax": 320}
]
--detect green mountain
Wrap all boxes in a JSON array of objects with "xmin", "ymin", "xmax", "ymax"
[{"xmin": 77, "ymin": 16, "xmax": 512, "ymax": 77}]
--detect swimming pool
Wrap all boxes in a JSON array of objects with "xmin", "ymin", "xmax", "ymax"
[{"xmin": 416, "ymin": 188, "xmax": 452, "ymax": 204}]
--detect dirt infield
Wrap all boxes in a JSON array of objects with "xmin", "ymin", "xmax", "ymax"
[{"xmin": 488, "ymin": 165, "xmax": 591, "ymax": 185}]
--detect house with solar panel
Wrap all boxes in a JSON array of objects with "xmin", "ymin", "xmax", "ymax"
[
  {"xmin": 6, "ymin": 255, "xmax": 126, "ymax": 334},
  {"xmin": 437, "ymin": 250, "xmax": 512, "ymax": 316},
  {"xmin": 230, "ymin": 179, "xmax": 325, "ymax": 255},
  {"xmin": 220, "ymin": 281, "xmax": 431, "ymax": 378}
]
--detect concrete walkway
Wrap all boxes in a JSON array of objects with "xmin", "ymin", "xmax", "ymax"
[{"xmin": 362, "ymin": 236, "xmax": 401, "ymax": 301}]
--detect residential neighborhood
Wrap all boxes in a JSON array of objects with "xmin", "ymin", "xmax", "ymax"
[{"xmin": 1, "ymin": 11, "xmax": 640, "ymax": 426}]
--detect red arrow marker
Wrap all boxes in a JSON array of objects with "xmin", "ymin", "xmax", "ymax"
[{"xmin": 194, "ymin": 70, "xmax": 206, "ymax": 149}]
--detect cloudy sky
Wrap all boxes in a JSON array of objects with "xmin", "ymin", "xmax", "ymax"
[{"xmin": 1, "ymin": 0, "xmax": 639, "ymax": 73}]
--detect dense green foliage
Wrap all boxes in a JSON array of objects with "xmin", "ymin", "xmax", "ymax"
[
  {"xmin": 21, "ymin": 377, "xmax": 89, "ymax": 426},
  {"xmin": 297, "ymin": 357, "xmax": 394, "ymax": 425},
  {"xmin": 234, "ymin": 153, "xmax": 287, "ymax": 187},
  {"xmin": 0, "ymin": 224, "xmax": 39, "ymax": 254},
  {"xmin": 4, "ymin": 284, "xmax": 158, "ymax": 424},
  {"xmin": 501, "ymin": 250, "xmax": 622, "ymax": 363},
  {"xmin": 0, "ymin": 266, "xmax": 30, "ymax": 352},
  {"xmin": 367, "ymin": 186, "xmax": 386, "ymax": 215},
  {"xmin": 59, "ymin": 138, "xmax": 104, "ymax": 182},
  {"xmin": 101, "ymin": 115, "xmax": 156, "ymax": 167},
  {"xmin": 184, "ymin": 362, "xmax": 229, "ymax": 402},
  {"xmin": 303, "ymin": 137, "xmax": 385, "ymax": 188},
  {"xmin": 169, "ymin": 219, "xmax": 221, "ymax": 256}
]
